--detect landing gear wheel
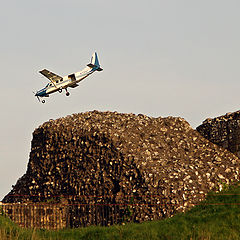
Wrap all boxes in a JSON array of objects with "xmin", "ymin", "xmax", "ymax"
[
  {"xmin": 59, "ymin": 89, "xmax": 62, "ymax": 93},
  {"xmin": 42, "ymin": 100, "xmax": 45, "ymax": 104},
  {"xmin": 66, "ymin": 92, "xmax": 70, "ymax": 96}
]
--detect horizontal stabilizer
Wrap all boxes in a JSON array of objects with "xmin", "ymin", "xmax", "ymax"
[
  {"xmin": 87, "ymin": 63, "xmax": 95, "ymax": 68},
  {"xmin": 87, "ymin": 63, "xmax": 103, "ymax": 71}
]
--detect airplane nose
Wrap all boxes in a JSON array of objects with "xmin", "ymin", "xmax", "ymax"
[{"xmin": 35, "ymin": 90, "xmax": 42, "ymax": 96}]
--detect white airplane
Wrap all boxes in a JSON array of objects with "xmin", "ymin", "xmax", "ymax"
[{"xmin": 34, "ymin": 52, "xmax": 103, "ymax": 103}]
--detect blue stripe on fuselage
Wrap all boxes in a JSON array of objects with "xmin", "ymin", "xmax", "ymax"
[{"xmin": 36, "ymin": 87, "xmax": 47, "ymax": 97}]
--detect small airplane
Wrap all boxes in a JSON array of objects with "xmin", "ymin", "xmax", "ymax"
[{"xmin": 34, "ymin": 52, "xmax": 103, "ymax": 103}]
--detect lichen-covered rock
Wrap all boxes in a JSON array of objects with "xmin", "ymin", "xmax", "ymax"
[
  {"xmin": 197, "ymin": 110, "xmax": 240, "ymax": 158},
  {"xmin": 3, "ymin": 110, "xmax": 240, "ymax": 226}
]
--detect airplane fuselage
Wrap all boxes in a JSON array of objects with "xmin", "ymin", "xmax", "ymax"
[{"xmin": 36, "ymin": 66, "xmax": 96, "ymax": 97}]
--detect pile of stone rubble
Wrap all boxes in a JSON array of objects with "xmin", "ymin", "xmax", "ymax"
[
  {"xmin": 3, "ymin": 110, "xmax": 240, "ymax": 225},
  {"xmin": 197, "ymin": 110, "xmax": 240, "ymax": 158}
]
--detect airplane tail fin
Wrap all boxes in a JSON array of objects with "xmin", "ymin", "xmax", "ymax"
[{"xmin": 87, "ymin": 52, "xmax": 103, "ymax": 71}]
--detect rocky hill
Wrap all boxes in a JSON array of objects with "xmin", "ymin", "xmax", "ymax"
[{"xmin": 3, "ymin": 110, "xmax": 240, "ymax": 224}]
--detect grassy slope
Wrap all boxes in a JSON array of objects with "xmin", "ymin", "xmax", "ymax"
[{"xmin": 2, "ymin": 184, "xmax": 240, "ymax": 240}]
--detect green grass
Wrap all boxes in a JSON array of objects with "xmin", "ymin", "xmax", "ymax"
[{"xmin": 2, "ymin": 184, "xmax": 240, "ymax": 239}]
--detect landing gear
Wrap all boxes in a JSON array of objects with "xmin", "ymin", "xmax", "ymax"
[
  {"xmin": 42, "ymin": 100, "xmax": 45, "ymax": 104},
  {"xmin": 59, "ymin": 88, "xmax": 62, "ymax": 93},
  {"xmin": 65, "ymin": 89, "xmax": 70, "ymax": 96}
]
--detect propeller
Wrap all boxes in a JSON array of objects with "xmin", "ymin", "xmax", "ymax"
[{"xmin": 33, "ymin": 91, "xmax": 40, "ymax": 102}]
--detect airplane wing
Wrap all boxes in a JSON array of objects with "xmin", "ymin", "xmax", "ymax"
[{"xmin": 39, "ymin": 69, "xmax": 63, "ymax": 82}]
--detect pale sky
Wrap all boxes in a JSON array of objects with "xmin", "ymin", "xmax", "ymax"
[{"xmin": 1, "ymin": 0, "xmax": 240, "ymax": 200}]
